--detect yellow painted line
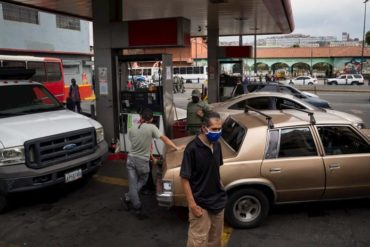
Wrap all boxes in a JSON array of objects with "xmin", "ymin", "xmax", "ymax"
[
  {"xmin": 93, "ymin": 175, "xmax": 128, "ymax": 187},
  {"xmin": 0, "ymin": 241, "xmax": 20, "ymax": 247},
  {"xmin": 221, "ymin": 224, "xmax": 233, "ymax": 247}
]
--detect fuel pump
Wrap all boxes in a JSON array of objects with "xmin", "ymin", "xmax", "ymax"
[
  {"xmin": 219, "ymin": 60, "xmax": 243, "ymax": 101},
  {"xmin": 116, "ymin": 54, "xmax": 174, "ymax": 155}
]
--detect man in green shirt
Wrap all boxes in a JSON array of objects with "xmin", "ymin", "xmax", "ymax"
[
  {"xmin": 186, "ymin": 89, "xmax": 210, "ymax": 135},
  {"xmin": 122, "ymin": 108, "xmax": 182, "ymax": 219}
]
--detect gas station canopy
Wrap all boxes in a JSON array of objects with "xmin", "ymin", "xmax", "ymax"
[{"xmin": 3, "ymin": 0, "xmax": 294, "ymax": 36}]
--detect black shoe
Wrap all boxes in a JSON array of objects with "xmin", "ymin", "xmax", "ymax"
[{"xmin": 120, "ymin": 196, "xmax": 131, "ymax": 211}]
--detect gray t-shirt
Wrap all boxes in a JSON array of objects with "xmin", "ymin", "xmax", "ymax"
[{"xmin": 128, "ymin": 122, "xmax": 162, "ymax": 159}]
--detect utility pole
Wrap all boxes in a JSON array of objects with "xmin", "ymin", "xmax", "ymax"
[{"xmin": 361, "ymin": 0, "xmax": 369, "ymax": 75}]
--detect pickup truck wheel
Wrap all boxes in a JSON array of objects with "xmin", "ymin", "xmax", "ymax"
[
  {"xmin": 225, "ymin": 188, "xmax": 269, "ymax": 229},
  {"xmin": 0, "ymin": 195, "xmax": 7, "ymax": 213}
]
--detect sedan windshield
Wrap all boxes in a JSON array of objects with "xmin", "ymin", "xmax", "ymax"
[{"xmin": 0, "ymin": 84, "xmax": 63, "ymax": 117}]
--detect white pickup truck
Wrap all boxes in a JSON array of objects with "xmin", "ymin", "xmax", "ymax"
[
  {"xmin": 0, "ymin": 80, "xmax": 108, "ymax": 211},
  {"xmin": 327, "ymin": 74, "xmax": 364, "ymax": 85}
]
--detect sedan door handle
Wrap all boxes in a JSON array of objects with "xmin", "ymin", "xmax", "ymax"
[
  {"xmin": 269, "ymin": 168, "xmax": 282, "ymax": 173},
  {"xmin": 329, "ymin": 163, "xmax": 341, "ymax": 170}
]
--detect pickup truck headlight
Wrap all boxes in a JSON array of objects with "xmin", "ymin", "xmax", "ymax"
[
  {"xmin": 96, "ymin": 127, "xmax": 104, "ymax": 143},
  {"xmin": 162, "ymin": 180, "xmax": 173, "ymax": 192},
  {"xmin": 0, "ymin": 146, "xmax": 25, "ymax": 166}
]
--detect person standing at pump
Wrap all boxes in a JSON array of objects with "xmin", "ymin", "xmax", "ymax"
[
  {"xmin": 180, "ymin": 111, "xmax": 227, "ymax": 247},
  {"xmin": 122, "ymin": 108, "xmax": 182, "ymax": 219},
  {"xmin": 187, "ymin": 89, "xmax": 210, "ymax": 135},
  {"xmin": 230, "ymin": 78, "xmax": 244, "ymax": 97},
  {"xmin": 69, "ymin": 78, "xmax": 81, "ymax": 113}
]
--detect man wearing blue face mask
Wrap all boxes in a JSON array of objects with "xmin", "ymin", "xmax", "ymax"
[{"xmin": 180, "ymin": 111, "xmax": 227, "ymax": 247}]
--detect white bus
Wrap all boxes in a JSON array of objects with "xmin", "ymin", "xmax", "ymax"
[{"xmin": 173, "ymin": 66, "xmax": 207, "ymax": 83}]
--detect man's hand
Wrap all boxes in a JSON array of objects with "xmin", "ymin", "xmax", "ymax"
[
  {"xmin": 190, "ymin": 204, "xmax": 203, "ymax": 218},
  {"xmin": 175, "ymin": 145, "xmax": 185, "ymax": 151},
  {"xmin": 196, "ymin": 109, "xmax": 204, "ymax": 118}
]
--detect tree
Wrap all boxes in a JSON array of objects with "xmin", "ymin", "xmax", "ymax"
[{"xmin": 366, "ymin": 31, "xmax": 370, "ymax": 46}]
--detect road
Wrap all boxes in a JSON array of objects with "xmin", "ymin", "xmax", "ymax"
[{"xmin": 2, "ymin": 90, "xmax": 370, "ymax": 247}]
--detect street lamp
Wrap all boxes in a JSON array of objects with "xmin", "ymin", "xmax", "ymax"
[{"xmin": 361, "ymin": 0, "xmax": 368, "ymax": 75}]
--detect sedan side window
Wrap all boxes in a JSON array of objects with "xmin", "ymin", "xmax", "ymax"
[
  {"xmin": 318, "ymin": 126, "xmax": 370, "ymax": 155},
  {"xmin": 275, "ymin": 98, "xmax": 304, "ymax": 110},
  {"xmin": 265, "ymin": 127, "xmax": 317, "ymax": 159},
  {"xmin": 245, "ymin": 97, "xmax": 274, "ymax": 110},
  {"xmin": 229, "ymin": 99, "xmax": 247, "ymax": 110}
]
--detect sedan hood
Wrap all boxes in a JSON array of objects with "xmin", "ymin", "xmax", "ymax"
[
  {"xmin": 0, "ymin": 110, "xmax": 101, "ymax": 147},
  {"xmin": 303, "ymin": 96, "xmax": 331, "ymax": 109}
]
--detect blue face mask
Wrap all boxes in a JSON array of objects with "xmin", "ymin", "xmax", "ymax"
[{"xmin": 205, "ymin": 128, "xmax": 222, "ymax": 142}]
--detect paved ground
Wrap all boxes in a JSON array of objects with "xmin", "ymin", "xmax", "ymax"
[{"xmin": 2, "ymin": 86, "xmax": 370, "ymax": 247}]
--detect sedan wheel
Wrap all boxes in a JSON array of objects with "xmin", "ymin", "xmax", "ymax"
[
  {"xmin": 225, "ymin": 188, "xmax": 269, "ymax": 228},
  {"xmin": 308, "ymin": 82, "xmax": 313, "ymax": 85},
  {"xmin": 289, "ymin": 82, "xmax": 294, "ymax": 85}
]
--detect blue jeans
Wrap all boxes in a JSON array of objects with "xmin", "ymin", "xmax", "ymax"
[{"xmin": 126, "ymin": 155, "xmax": 150, "ymax": 209}]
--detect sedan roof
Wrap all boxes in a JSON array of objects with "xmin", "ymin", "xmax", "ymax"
[{"xmin": 231, "ymin": 109, "xmax": 352, "ymax": 130}]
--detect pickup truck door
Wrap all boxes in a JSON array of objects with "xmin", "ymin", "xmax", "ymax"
[
  {"xmin": 261, "ymin": 127, "xmax": 325, "ymax": 202},
  {"xmin": 317, "ymin": 126, "xmax": 370, "ymax": 199}
]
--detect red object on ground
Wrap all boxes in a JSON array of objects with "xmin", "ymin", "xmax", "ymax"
[
  {"xmin": 107, "ymin": 152, "xmax": 128, "ymax": 161},
  {"xmin": 173, "ymin": 119, "xmax": 188, "ymax": 138}
]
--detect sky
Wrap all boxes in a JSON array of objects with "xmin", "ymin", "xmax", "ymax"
[{"xmin": 289, "ymin": 0, "xmax": 369, "ymax": 39}]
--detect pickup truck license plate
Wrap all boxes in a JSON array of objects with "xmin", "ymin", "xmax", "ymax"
[{"xmin": 65, "ymin": 169, "xmax": 82, "ymax": 183}]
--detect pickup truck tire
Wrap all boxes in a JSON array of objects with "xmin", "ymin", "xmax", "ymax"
[
  {"xmin": 0, "ymin": 195, "xmax": 7, "ymax": 213},
  {"xmin": 225, "ymin": 188, "xmax": 269, "ymax": 229}
]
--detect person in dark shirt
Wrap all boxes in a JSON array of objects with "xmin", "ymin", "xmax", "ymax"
[
  {"xmin": 231, "ymin": 78, "xmax": 244, "ymax": 97},
  {"xmin": 180, "ymin": 111, "xmax": 227, "ymax": 247}
]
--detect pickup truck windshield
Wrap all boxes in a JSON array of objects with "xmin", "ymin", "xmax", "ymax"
[{"xmin": 0, "ymin": 84, "xmax": 63, "ymax": 117}]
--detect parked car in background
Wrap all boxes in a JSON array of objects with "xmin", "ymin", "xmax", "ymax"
[
  {"xmin": 327, "ymin": 74, "xmax": 364, "ymax": 85},
  {"xmin": 157, "ymin": 109, "xmax": 370, "ymax": 228},
  {"xmin": 209, "ymin": 92, "xmax": 365, "ymax": 129},
  {"xmin": 246, "ymin": 83, "xmax": 331, "ymax": 109},
  {"xmin": 288, "ymin": 76, "xmax": 318, "ymax": 85}
]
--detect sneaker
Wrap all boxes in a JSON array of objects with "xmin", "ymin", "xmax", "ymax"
[{"xmin": 120, "ymin": 194, "xmax": 131, "ymax": 211}]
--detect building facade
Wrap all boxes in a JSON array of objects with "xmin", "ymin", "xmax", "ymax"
[{"xmin": 0, "ymin": 2, "xmax": 93, "ymax": 86}]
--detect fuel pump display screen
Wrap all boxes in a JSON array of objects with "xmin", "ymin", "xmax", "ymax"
[{"xmin": 120, "ymin": 87, "xmax": 163, "ymax": 113}]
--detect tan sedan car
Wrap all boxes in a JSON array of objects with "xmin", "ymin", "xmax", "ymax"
[{"xmin": 157, "ymin": 108, "xmax": 370, "ymax": 228}]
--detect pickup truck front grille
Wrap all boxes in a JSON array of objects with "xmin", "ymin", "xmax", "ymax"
[{"xmin": 25, "ymin": 128, "xmax": 97, "ymax": 169}]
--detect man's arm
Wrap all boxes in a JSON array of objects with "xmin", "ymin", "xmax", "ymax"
[
  {"xmin": 181, "ymin": 177, "xmax": 203, "ymax": 217},
  {"xmin": 160, "ymin": 135, "xmax": 183, "ymax": 151}
]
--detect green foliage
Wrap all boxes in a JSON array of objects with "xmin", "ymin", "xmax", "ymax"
[{"xmin": 366, "ymin": 31, "xmax": 370, "ymax": 46}]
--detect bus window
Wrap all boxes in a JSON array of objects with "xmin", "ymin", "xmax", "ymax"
[
  {"xmin": 46, "ymin": 62, "xmax": 62, "ymax": 82},
  {"xmin": 186, "ymin": 67, "xmax": 193, "ymax": 74},
  {"xmin": 2, "ymin": 60, "xmax": 26, "ymax": 68},
  {"xmin": 28, "ymin": 61, "xmax": 46, "ymax": 82},
  {"xmin": 193, "ymin": 67, "xmax": 200, "ymax": 74},
  {"xmin": 143, "ymin": 68, "xmax": 151, "ymax": 76},
  {"xmin": 180, "ymin": 67, "xmax": 186, "ymax": 74},
  {"xmin": 173, "ymin": 67, "xmax": 179, "ymax": 74}
]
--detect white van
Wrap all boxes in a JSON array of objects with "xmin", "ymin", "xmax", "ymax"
[{"xmin": 0, "ymin": 79, "xmax": 108, "ymax": 211}]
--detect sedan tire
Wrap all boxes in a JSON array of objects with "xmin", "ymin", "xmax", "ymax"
[
  {"xmin": 225, "ymin": 188, "xmax": 269, "ymax": 229},
  {"xmin": 289, "ymin": 82, "xmax": 294, "ymax": 85}
]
